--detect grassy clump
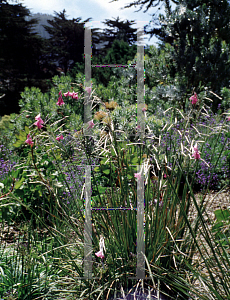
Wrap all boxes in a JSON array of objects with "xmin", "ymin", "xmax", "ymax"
[{"xmin": 0, "ymin": 81, "xmax": 230, "ymax": 299}]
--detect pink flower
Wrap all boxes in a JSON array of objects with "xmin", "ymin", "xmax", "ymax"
[
  {"xmin": 142, "ymin": 107, "xmax": 147, "ymax": 112},
  {"xmin": 134, "ymin": 172, "xmax": 142, "ymax": 181},
  {"xmin": 35, "ymin": 113, "xmax": 42, "ymax": 121},
  {"xmin": 189, "ymin": 92, "xmax": 198, "ymax": 105},
  {"xmin": 71, "ymin": 92, "xmax": 78, "ymax": 99},
  {"xmin": 87, "ymin": 120, "xmax": 94, "ymax": 129},
  {"xmin": 56, "ymin": 91, "xmax": 65, "ymax": 106},
  {"xmin": 56, "ymin": 134, "xmax": 63, "ymax": 141},
  {"xmin": 25, "ymin": 134, "xmax": 33, "ymax": 146},
  {"xmin": 192, "ymin": 151, "xmax": 200, "ymax": 160},
  {"xmin": 227, "ymin": 116, "xmax": 230, "ymax": 121},
  {"xmin": 95, "ymin": 250, "xmax": 104, "ymax": 259},
  {"xmin": 192, "ymin": 144, "xmax": 201, "ymax": 160},
  {"xmin": 63, "ymin": 91, "xmax": 70, "ymax": 97},
  {"xmin": 95, "ymin": 236, "xmax": 106, "ymax": 260},
  {"xmin": 85, "ymin": 86, "xmax": 92, "ymax": 94},
  {"xmin": 34, "ymin": 114, "xmax": 44, "ymax": 129},
  {"xmin": 64, "ymin": 91, "xmax": 78, "ymax": 99}
]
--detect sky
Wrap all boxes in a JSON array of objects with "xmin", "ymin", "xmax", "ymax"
[{"xmin": 18, "ymin": 0, "xmax": 168, "ymax": 46}]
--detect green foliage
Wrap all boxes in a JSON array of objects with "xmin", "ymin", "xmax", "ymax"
[
  {"xmin": 0, "ymin": 225, "xmax": 60, "ymax": 299},
  {"xmin": 221, "ymin": 87, "xmax": 230, "ymax": 111},
  {"xmin": 4, "ymin": 138, "xmax": 66, "ymax": 222},
  {"xmin": 212, "ymin": 208, "xmax": 230, "ymax": 248},
  {"xmin": 2, "ymin": 74, "xmax": 84, "ymax": 151},
  {"xmin": 13, "ymin": 126, "xmax": 30, "ymax": 148},
  {"xmin": 157, "ymin": 0, "xmax": 230, "ymax": 111},
  {"xmin": 0, "ymin": 115, "xmax": 14, "ymax": 131},
  {"xmin": 144, "ymin": 44, "xmax": 176, "ymax": 89},
  {"xmin": 90, "ymin": 39, "xmax": 137, "ymax": 87}
]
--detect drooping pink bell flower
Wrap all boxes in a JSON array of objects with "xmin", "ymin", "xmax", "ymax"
[
  {"xmin": 64, "ymin": 91, "xmax": 78, "ymax": 99},
  {"xmin": 134, "ymin": 172, "xmax": 142, "ymax": 181},
  {"xmin": 71, "ymin": 92, "xmax": 78, "ymax": 99},
  {"xmin": 192, "ymin": 144, "xmax": 201, "ymax": 160},
  {"xmin": 35, "ymin": 113, "xmax": 42, "ymax": 121},
  {"xmin": 87, "ymin": 120, "xmax": 94, "ymax": 129},
  {"xmin": 25, "ymin": 134, "xmax": 33, "ymax": 146},
  {"xmin": 34, "ymin": 114, "xmax": 44, "ymax": 129},
  {"xmin": 56, "ymin": 91, "xmax": 65, "ymax": 106},
  {"xmin": 56, "ymin": 134, "xmax": 63, "ymax": 141},
  {"xmin": 227, "ymin": 116, "xmax": 230, "ymax": 121},
  {"xmin": 95, "ymin": 236, "xmax": 106, "ymax": 259},
  {"xmin": 68, "ymin": 91, "xmax": 78, "ymax": 99},
  {"xmin": 95, "ymin": 250, "xmax": 105, "ymax": 259},
  {"xmin": 189, "ymin": 92, "xmax": 198, "ymax": 105}
]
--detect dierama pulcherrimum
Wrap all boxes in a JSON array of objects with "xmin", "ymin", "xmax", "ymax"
[
  {"xmin": 56, "ymin": 91, "xmax": 65, "ymax": 106},
  {"xmin": 190, "ymin": 92, "xmax": 198, "ymax": 105},
  {"xmin": 34, "ymin": 114, "xmax": 44, "ymax": 130}
]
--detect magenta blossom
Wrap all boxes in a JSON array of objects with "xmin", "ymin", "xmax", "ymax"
[
  {"xmin": 227, "ymin": 116, "xmax": 230, "ymax": 121},
  {"xmin": 134, "ymin": 172, "xmax": 142, "ymax": 181},
  {"xmin": 192, "ymin": 144, "xmax": 201, "ymax": 160},
  {"xmin": 56, "ymin": 91, "xmax": 65, "ymax": 106},
  {"xmin": 87, "ymin": 120, "xmax": 94, "ymax": 129},
  {"xmin": 189, "ymin": 92, "xmax": 198, "ymax": 105},
  {"xmin": 25, "ymin": 134, "xmax": 34, "ymax": 146},
  {"xmin": 63, "ymin": 91, "xmax": 70, "ymax": 97},
  {"xmin": 34, "ymin": 114, "xmax": 44, "ymax": 129},
  {"xmin": 64, "ymin": 91, "xmax": 78, "ymax": 99},
  {"xmin": 35, "ymin": 113, "xmax": 42, "ymax": 121},
  {"xmin": 56, "ymin": 134, "xmax": 63, "ymax": 141},
  {"xmin": 69, "ymin": 91, "xmax": 78, "ymax": 99}
]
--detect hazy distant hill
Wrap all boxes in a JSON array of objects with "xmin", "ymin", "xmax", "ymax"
[{"xmin": 26, "ymin": 13, "xmax": 54, "ymax": 39}]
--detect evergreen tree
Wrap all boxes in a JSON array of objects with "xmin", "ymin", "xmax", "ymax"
[
  {"xmin": 43, "ymin": 10, "xmax": 101, "ymax": 74},
  {"xmin": 0, "ymin": 1, "xmax": 46, "ymax": 115},
  {"xmin": 157, "ymin": 0, "xmax": 230, "ymax": 109},
  {"xmin": 109, "ymin": 0, "xmax": 179, "ymax": 44},
  {"xmin": 110, "ymin": 0, "xmax": 178, "ymax": 13},
  {"xmin": 101, "ymin": 17, "xmax": 137, "ymax": 48}
]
